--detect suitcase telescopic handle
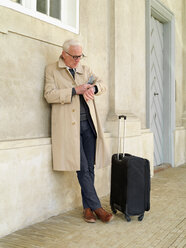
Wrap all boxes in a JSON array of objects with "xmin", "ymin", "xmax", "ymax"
[{"xmin": 117, "ymin": 115, "xmax": 127, "ymax": 160}]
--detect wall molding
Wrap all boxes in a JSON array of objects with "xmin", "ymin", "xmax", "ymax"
[
  {"xmin": 7, "ymin": 30, "xmax": 62, "ymax": 48},
  {"xmin": 0, "ymin": 138, "xmax": 51, "ymax": 150}
]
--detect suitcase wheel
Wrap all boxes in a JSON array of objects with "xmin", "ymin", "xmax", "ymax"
[
  {"xmin": 112, "ymin": 209, "xmax": 117, "ymax": 214},
  {"xmin": 125, "ymin": 214, "xmax": 131, "ymax": 222},
  {"xmin": 138, "ymin": 214, "xmax": 144, "ymax": 221},
  {"xmin": 111, "ymin": 205, "xmax": 117, "ymax": 214}
]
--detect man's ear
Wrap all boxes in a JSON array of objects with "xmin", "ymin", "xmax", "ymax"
[{"xmin": 62, "ymin": 51, "xmax": 65, "ymax": 58}]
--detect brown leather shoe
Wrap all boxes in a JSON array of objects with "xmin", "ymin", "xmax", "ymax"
[
  {"xmin": 83, "ymin": 208, "xmax": 96, "ymax": 223},
  {"xmin": 94, "ymin": 208, "xmax": 113, "ymax": 223}
]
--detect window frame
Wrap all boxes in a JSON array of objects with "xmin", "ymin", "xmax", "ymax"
[{"xmin": 0, "ymin": 0, "xmax": 79, "ymax": 34}]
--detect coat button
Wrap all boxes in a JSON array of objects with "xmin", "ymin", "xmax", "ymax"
[
  {"xmin": 72, "ymin": 109, "xmax": 75, "ymax": 112},
  {"xmin": 72, "ymin": 122, "xmax": 75, "ymax": 125}
]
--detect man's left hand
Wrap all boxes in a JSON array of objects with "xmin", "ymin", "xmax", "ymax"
[{"xmin": 83, "ymin": 87, "xmax": 95, "ymax": 101}]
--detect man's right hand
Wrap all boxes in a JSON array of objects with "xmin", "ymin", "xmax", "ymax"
[{"xmin": 75, "ymin": 84, "xmax": 93, "ymax": 95}]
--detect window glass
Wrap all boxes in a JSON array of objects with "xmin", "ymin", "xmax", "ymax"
[
  {"xmin": 50, "ymin": 0, "xmax": 61, "ymax": 19},
  {"xmin": 37, "ymin": 0, "xmax": 47, "ymax": 14}
]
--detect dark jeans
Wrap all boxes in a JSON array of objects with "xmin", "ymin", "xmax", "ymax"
[{"xmin": 76, "ymin": 120, "xmax": 101, "ymax": 211}]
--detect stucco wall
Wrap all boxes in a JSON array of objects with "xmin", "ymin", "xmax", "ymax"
[
  {"xmin": 0, "ymin": 2, "xmax": 111, "ymax": 237},
  {"xmin": 0, "ymin": 2, "xmax": 109, "ymax": 140},
  {"xmin": 160, "ymin": 0, "xmax": 184, "ymax": 127},
  {"xmin": 108, "ymin": 0, "xmax": 146, "ymax": 127},
  {"xmin": 183, "ymin": 0, "xmax": 186, "ymax": 127},
  {"xmin": 1, "ymin": 0, "xmax": 184, "ymax": 139},
  {"xmin": 160, "ymin": 0, "xmax": 186, "ymax": 165}
]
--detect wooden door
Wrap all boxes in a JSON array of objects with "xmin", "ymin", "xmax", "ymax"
[{"xmin": 150, "ymin": 16, "xmax": 164, "ymax": 166}]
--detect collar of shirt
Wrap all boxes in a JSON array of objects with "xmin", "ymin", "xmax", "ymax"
[
  {"xmin": 67, "ymin": 67, "xmax": 76, "ymax": 72},
  {"xmin": 58, "ymin": 57, "xmax": 83, "ymax": 74}
]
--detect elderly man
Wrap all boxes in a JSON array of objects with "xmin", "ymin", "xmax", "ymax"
[{"xmin": 44, "ymin": 39, "xmax": 113, "ymax": 223}]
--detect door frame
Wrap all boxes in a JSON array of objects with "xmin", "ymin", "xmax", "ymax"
[{"xmin": 146, "ymin": 0, "xmax": 175, "ymax": 166}]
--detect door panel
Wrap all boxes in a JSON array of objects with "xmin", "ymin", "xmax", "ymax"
[{"xmin": 150, "ymin": 16, "xmax": 164, "ymax": 166}]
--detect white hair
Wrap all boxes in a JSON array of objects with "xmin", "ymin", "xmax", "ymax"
[{"xmin": 62, "ymin": 39, "xmax": 82, "ymax": 52}]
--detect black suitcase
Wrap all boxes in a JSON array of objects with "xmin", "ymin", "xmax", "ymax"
[{"xmin": 110, "ymin": 115, "xmax": 151, "ymax": 222}]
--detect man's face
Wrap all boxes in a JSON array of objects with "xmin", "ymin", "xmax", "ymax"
[{"xmin": 62, "ymin": 45, "xmax": 82, "ymax": 68}]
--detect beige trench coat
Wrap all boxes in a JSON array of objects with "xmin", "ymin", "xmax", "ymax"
[{"xmin": 44, "ymin": 57, "xmax": 109, "ymax": 171}]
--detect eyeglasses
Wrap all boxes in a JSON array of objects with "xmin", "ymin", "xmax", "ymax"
[{"xmin": 65, "ymin": 51, "xmax": 85, "ymax": 60}]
